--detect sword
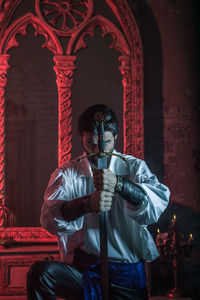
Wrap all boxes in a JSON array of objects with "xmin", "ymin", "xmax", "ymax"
[
  {"xmin": 95, "ymin": 112, "xmax": 109, "ymax": 300},
  {"xmin": 78, "ymin": 112, "xmax": 127, "ymax": 299}
]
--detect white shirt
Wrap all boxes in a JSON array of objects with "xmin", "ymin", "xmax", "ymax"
[{"xmin": 41, "ymin": 150, "xmax": 170, "ymax": 263}]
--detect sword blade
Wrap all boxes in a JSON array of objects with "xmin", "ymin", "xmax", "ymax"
[
  {"xmin": 97, "ymin": 156, "xmax": 107, "ymax": 169},
  {"xmin": 97, "ymin": 155, "xmax": 109, "ymax": 300},
  {"xmin": 100, "ymin": 211, "xmax": 109, "ymax": 299}
]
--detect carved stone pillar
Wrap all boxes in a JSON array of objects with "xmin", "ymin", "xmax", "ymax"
[
  {"xmin": 119, "ymin": 55, "xmax": 133, "ymax": 155},
  {"xmin": 0, "ymin": 54, "xmax": 10, "ymax": 219},
  {"xmin": 0, "ymin": 54, "xmax": 12, "ymax": 227},
  {"xmin": 53, "ymin": 55, "xmax": 76, "ymax": 166},
  {"xmin": 119, "ymin": 55, "xmax": 143, "ymax": 159}
]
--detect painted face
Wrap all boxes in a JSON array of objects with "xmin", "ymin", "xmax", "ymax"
[{"xmin": 82, "ymin": 131, "xmax": 117, "ymax": 167}]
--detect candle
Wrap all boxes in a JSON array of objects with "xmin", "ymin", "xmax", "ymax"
[
  {"xmin": 171, "ymin": 214, "xmax": 176, "ymax": 225},
  {"xmin": 188, "ymin": 233, "xmax": 194, "ymax": 244},
  {"xmin": 156, "ymin": 228, "xmax": 162, "ymax": 246}
]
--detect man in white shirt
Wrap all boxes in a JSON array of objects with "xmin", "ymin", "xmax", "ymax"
[{"xmin": 27, "ymin": 104, "xmax": 170, "ymax": 300}]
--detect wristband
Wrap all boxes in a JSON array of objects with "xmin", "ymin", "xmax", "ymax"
[
  {"xmin": 117, "ymin": 178, "xmax": 145, "ymax": 206},
  {"xmin": 83, "ymin": 197, "xmax": 92, "ymax": 213},
  {"xmin": 115, "ymin": 176, "xmax": 124, "ymax": 192}
]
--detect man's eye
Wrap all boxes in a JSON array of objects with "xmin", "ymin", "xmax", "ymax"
[{"xmin": 105, "ymin": 140, "xmax": 111, "ymax": 144}]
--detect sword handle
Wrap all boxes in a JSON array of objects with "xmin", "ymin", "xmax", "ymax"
[
  {"xmin": 98, "ymin": 121, "xmax": 105, "ymax": 153},
  {"xmin": 94, "ymin": 112, "xmax": 106, "ymax": 154}
]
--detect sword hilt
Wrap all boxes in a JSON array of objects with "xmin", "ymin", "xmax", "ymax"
[
  {"xmin": 78, "ymin": 111, "xmax": 127, "ymax": 164},
  {"xmin": 94, "ymin": 112, "xmax": 106, "ymax": 154}
]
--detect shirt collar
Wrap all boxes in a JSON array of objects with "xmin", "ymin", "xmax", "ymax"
[{"xmin": 76, "ymin": 152, "xmax": 93, "ymax": 177}]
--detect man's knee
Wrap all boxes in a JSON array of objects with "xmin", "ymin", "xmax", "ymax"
[
  {"xmin": 27, "ymin": 260, "xmax": 83, "ymax": 299},
  {"xmin": 27, "ymin": 260, "xmax": 54, "ymax": 287}
]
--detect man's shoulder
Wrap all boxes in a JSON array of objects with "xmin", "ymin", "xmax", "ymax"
[
  {"xmin": 110, "ymin": 150, "xmax": 145, "ymax": 175},
  {"xmin": 58, "ymin": 157, "xmax": 79, "ymax": 174},
  {"xmin": 114, "ymin": 150, "xmax": 143, "ymax": 165}
]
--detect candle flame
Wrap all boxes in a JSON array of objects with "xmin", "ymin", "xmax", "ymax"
[
  {"xmin": 157, "ymin": 228, "xmax": 160, "ymax": 234},
  {"xmin": 173, "ymin": 214, "xmax": 176, "ymax": 220},
  {"xmin": 189, "ymin": 233, "xmax": 193, "ymax": 239}
]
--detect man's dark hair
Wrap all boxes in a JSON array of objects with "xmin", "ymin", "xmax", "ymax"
[{"xmin": 78, "ymin": 104, "xmax": 118, "ymax": 137}]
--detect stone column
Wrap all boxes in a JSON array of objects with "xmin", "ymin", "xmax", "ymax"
[
  {"xmin": 0, "ymin": 54, "xmax": 10, "ymax": 227},
  {"xmin": 53, "ymin": 55, "xmax": 76, "ymax": 166},
  {"xmin": 119, "ymin": 54, "xmax": 144, "ymax": 159}
]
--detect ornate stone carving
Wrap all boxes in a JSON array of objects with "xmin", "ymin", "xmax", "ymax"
[
  {"xmin": 0, "ymin": 0, "xmax": 144, "ymax": 244},
  {"xmin": 0, "ymin": 0, "xmax": 144, "ymax": 167},
  {"xmin": 53, "ymin": 55, "xmax": 76, "ymax": 166},
  {"xmin": 67, "ymin": 14, "xmax": 129, "ymax": 55},
  {"xmin": 0, "ymin": 13, "xmax": 62, "ymax": 54},
  {"xmin": 0, "ymin": 250, "xmax": 59, "ymax": 295},
  {"xmin": 0, "ymin": 54, "xmax": 9, "ymax": 216},
  {"xmin": 0, "ymin": 227, "xmax": 57, "ymax": 242},
  {"xmin": 67, "ymin": 1, "xmax": 144, "ymax": 158},
  {"xmin": 35, "ymin": 0, "xmax": 94, "ymax": 36},
  {"xmin": 119, "ymin": 55, "xmax": 134, "ymax": 154},
  {"xmin": 119, "ymin": 54, "xmax": 143, "ymax": 158},
  {"xmin": 0, "ymin": 0, "xmax": 21, "ymax": 40},
  {"xmin": 105, "ymin": 0, "xmax": 144, "ymax": 158},
  {"xmin": 0, "ymin": 256, "xmax": 35, "ymax": 295}
]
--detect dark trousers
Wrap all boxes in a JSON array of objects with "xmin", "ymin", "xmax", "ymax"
[{"xmin": 27, "ymin": 260, "xmax": 148, "ymax": 300}]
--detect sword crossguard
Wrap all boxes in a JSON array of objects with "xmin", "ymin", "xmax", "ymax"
[{"xmin": 78, "ymin": 152, "xmax": 127, "ymax": 163}]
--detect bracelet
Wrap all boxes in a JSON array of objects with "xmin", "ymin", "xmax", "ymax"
[
  {"xmin": 83, "ymin": 197, "xmax": 92, "ymax": 213},
  {"xmin": 115, "ymin": 176, "xmax": 124, "ymax": 193}
]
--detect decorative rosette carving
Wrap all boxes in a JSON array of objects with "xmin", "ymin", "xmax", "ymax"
[{"xmin": 35, "ymin": 0, "xmax": 94, "ymax": 36}]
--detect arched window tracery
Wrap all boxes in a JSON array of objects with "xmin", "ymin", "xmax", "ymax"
[{"xmin": 0, "ymin": 0, "xmax": 143, "ymax": 236}]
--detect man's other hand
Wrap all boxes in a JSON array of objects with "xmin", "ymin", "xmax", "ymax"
[
  {"xmin": 93, "ymin": 169, "xmax": 117, "ymax": 193},
  {"xmin": 90, "ymin": 190, "xmax": 114, "ymax": 212}
]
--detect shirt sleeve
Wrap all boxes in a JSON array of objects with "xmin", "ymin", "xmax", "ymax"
[
  {"xmin": 125, "ymin": 158, "xmax": 170, "ymax": 225},
  {"xmin": 40, "ymin": 167, "xmax": 84, "ymax": 236}
]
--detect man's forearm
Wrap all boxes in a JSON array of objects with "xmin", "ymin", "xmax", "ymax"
[
  {"xmin": 61, "ymin": 196, "xmax": 92, "ymax": 222},
  {"xmin": 115, "ymin": 176, "xmax": 145, "ymax": 206}
]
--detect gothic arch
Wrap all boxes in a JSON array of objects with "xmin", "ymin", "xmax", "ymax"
[
  {"xmin": 0, "ymin": 13, "xmax": 62, "ymax": 54},
  {"xmin": 67, "ymin": 15, "xmax": 130, "ymax": 55},
  {"xmin": 0, "ymin": 12, "xmax": 63, "ymax": 214},
  {"xmin": 105, "ymin": 0, "xmax": 144, "ymax": 158},
  {"xmin": 64, "ymin": 1, "xmax": 144, "ymax": 159},
  {"xmin": 0, "ymin": 0, "xmax": 144, "ymax": 231}
]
